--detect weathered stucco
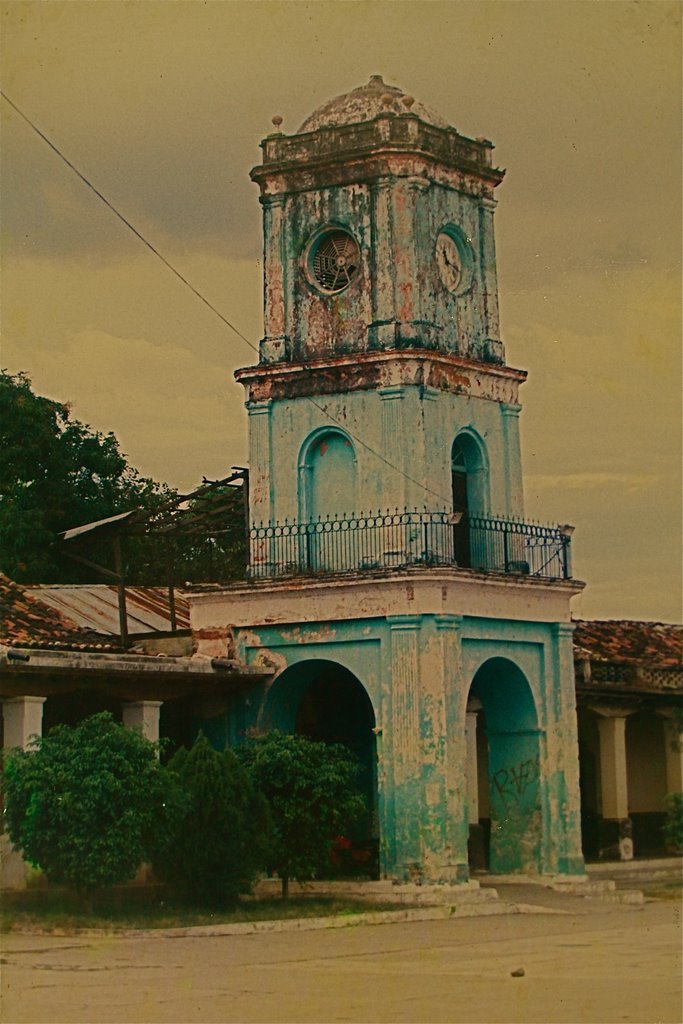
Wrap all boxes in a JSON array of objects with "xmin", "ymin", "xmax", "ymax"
[{"xmin": 186, "ymin": 78, "xmax": 587, "ymax": 884}]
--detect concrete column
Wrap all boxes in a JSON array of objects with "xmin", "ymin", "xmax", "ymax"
[
  {"xmin": 260, "ymin": 195, "xmax": 287, "ymax": 357},
  {"xmin": 465, "ymin": 709, "xmax": 480, "ymax": 825},
  {"xmin": 2, "ymin": 696, "xmax": 46, "ymax": 750},
  {"xmin": 122, "ymin": 701, "xmax": 162, "ymax": 744},
  {"xmin": 500, "ymin": 403, "xmax": 524, "ymax": 520},
  {"xmin": 386, "ymin": 615, "xmax": 422, "ymax": 878},
  {"xmin": 658, "ymin": 711, "xmax": 683, "ymax": 794},
  {"xmin": 593, "ymin": 706, "xmax": 634, "ymax": 860},
  {"xmin": 378, "ymin": 387, "xmax": 406, "ymax": 511},
  {"xmin": 546, "ymin": 623, "xmax": 585, "ymax": 876},
  {"xmin": 478, "ymin": 197, "xmax": 501, "ymax": 342},
  {"xmin": 2, "ymin": 696, "xmax": 46, "ymax": 890},
  {"xmin": 247, "ymin": 400, "xmax": 272, "ymax": 528},
  {"xmin": 369, "ymin": 178, "xmax": 394, "ymax": 342}
]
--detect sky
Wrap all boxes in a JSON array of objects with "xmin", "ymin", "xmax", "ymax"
[{"xmin": 1, "ymin": 0, "xmax": 681, "ymax": 622}]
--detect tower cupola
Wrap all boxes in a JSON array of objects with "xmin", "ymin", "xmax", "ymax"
[{"xmin": 250, "ymin": 75, "xmax": 506, "ymax": 367}]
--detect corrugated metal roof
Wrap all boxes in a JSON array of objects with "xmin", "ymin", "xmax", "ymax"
[{"xmin": 25, "ymin": 585, "xmax": 189, "ymax": 636}]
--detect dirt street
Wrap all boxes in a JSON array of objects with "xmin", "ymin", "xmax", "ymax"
[{"xmin": 1, "ymin": 899, "xmax": 680, "ymax": 1023}]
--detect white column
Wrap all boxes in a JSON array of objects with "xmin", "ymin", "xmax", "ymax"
[
  {"xmin": 465, "ymin": 707, "xmax": 480, "ymax": 825},
  {"xmin": 122, "ymin": 701, "xmax": 162, "ymax": 743},
  {"xmin": 596, "ymin": 712, "xmax": 630, "ymax": 820},
  {"xmin": 2, "ymin": 696, "xmax": 46, "ymax": 750}
]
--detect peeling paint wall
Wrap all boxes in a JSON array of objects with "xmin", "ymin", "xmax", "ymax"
[{"xmin": 188, "ymin": 593, "xmax": 585, "ymax": 882}]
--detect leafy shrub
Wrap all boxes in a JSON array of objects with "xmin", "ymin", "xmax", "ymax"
[
  {"xmin": 152, "ymin": 733, "xmax": 269, "ymax": 907},
  {"xmin": 239, "ymin": 732, "xmax": 365, "ymax": 897},
  {"xmin": 3, "ymin": 712, "xmax": 166, "ymax": 910}
]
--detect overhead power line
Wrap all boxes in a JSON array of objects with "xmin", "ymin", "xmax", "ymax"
[{"xmin": 1, "ymin": 91, "xmax": 453, "ymax": 507}]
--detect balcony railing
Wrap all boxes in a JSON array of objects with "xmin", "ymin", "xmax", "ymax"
[{"xmin": 248, "ymin": 509, "xmax": 573, "ymax": 581}]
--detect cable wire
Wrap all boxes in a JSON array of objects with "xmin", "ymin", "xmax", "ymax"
[{"xmin": 1, "ymin": 91, "xmax": 453, "ymax": 506}]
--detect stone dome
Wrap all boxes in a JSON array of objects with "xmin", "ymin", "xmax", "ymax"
[{"xmin": 298, "ymin": 75, "xmax": 450, "ymax": 133}]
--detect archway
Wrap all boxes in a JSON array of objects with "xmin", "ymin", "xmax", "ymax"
[
  {"xmin": 259, "ymin": 659, "xmax": 378, "ymax": 875},
  {"xmin": 467, "ymin": 658, "xmax": 542, "ymax": 874},
  {"xmin": 452, "ymin": 432, "xmax": 488, "ymax": 568}
]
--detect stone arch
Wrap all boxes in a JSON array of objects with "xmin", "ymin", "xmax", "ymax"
[
  {"xmin": 467, "ymin": 657, "xmax": 543, "ymax": 874},
  {"xmin": 258, "ymin": 658, "xmax": 379, "ymax": 875}
]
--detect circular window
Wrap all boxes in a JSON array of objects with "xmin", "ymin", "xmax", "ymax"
[{"xmin": 306, "ymin": 228, "xmax": 360, "ymax": 294}]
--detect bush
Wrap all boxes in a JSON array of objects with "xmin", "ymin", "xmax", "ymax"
[
  {"xmin": 151, "ymin": 733, "xmax": 270, "ymax": 907},
  {"xmin": 3, "ymin": 712, "xmax": 166, "ymax": 910},
  {"xmin": 663, "ymin": 793, "xmax": 683, "ymax": 852},
  {"xmin": 239, "ymin": 732, "xmax": 366, "ymax": 897}
]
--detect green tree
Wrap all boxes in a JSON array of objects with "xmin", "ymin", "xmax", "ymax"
[
  {"xmin": 152, "ymin": 733, "xmax": 270, "ymax": 906},
  {"xmin": 0, "ymin": 369, "xmax": 170, "ymax": 582},
  {"xmin": 239, "ymin": 732, "xmax": 365, "ymax": 898},
  {"xmin": 3, "ymin": 712, "xmax": 166, "ymax": 911}
]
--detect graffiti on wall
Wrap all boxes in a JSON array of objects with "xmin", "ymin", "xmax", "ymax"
[{"xmin": 492, "ymin": 754, "xmax": 540, "ymax": 807}]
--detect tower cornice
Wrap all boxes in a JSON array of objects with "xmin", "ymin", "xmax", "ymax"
[
  {"xmin": 251, "ymin": 115, "xmax": 504, "ymax": 197},
  {"xmin": 235, "ymin": 349, "xmax": 526, "ymax": 406}
]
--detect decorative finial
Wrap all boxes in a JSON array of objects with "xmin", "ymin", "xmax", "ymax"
[
  {"xmin": 381, "ymin": 93, "xmax": 394, "ymax": 108},
  {"xmin": 369, "ymin": 74, "xmax": 385, "ymax": 86},
  {"xmin": 271, "ymin": 115, "xmax": 283, "ymax": 129},
  {"xmin": 403, "ymin": 95, "xmax": 415, "ymax": 110}
]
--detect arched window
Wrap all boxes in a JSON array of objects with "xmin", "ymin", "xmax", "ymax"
[
  {"xmin": 452, "ymin": 432, "xmax": 488, "ymax": 567},
  {"xmin": 300, "ymin": 429, "xmax": 357, "ymax": 523}
]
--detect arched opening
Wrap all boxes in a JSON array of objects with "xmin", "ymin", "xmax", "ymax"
[
  {"xmin": 467, "ymin": 658, "xmax": 542, "ymax": 874},
  {"xmin": 259, "ymin": 659, "xmax": 379, "ymax": 877},
  {"xmin": 452, "ymin": 432, "xmax": 488, "ymax": 568},
  {"xmin": 299, "ymin": 429, "xmax": 357, "ymax": 572},
  {"xmin": 302, "ymin": 429, "xmax": 357, "ymax": 522},
  {"xmin": 626, "ymin": 711, "xmax": 668, "ymax": 855}
]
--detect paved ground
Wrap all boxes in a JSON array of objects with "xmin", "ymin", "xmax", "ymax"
[{"xmin": 1, "ymin": 897, "xmax": 680, "ymax": 1023}]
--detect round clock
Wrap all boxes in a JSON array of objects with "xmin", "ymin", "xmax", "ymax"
[
  {"xmin": 306, "ymin": 227, "xmax": 360, "ymax": 294},
  {"xmin": 435, "ymin": 227, "xmax": 473, "ymax": 295}
]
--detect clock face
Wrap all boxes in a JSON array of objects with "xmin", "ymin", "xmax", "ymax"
[
  {"xmin": 436, "ymin": 232, "xmax": 462, "ymax": 292},
  {"xmin": 435, "ymin": 227, "xmax": 473, "ymax": 295}
]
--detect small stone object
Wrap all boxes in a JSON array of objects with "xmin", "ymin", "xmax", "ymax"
[
  {"xmin": 403, "ymin": 95, "xmax": 415, "ymax": 109},
  {"xmin": 381, "ymin": 93, "xmax": 394, "ymax": 108},
  {"xmin": 271, "ymin": 115, "xmax": 283, "ymax": 129},
  {"xmin": 511, "ymin": 967, "xmax": 525, "ymax": 977}
]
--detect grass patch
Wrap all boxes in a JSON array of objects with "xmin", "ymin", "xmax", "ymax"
[{"xmin": 0, "ymin": 886, "xmax": 407, "ymax": 933}]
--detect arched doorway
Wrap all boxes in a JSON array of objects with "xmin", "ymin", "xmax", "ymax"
[
  {"xmin": 467, "ymin": 658, "xmax": 542, "ymax": 874},
  {"xmin": 259, "ymin": 659, "xmax": 378, "ymax": 875},
  {"xmin": 452, "ymin": 432, "xmax": 488, "ymax": 568}
]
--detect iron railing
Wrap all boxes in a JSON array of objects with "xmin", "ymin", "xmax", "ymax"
[{"xmin": 248, "ymin": 509, "xmax": 573, "ymax": 581}]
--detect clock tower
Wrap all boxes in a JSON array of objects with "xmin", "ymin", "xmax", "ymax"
[
  {"xmin": 240, "ymin": 75, "xmax": 525, "ymax": 529},
  {"xmin": 190, "ymin": 77, "xmax": 585, "ymax": 886}
]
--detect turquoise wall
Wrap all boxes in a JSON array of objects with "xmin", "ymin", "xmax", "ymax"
[
  {"xmin": 248, "ymin": 384, "xmax": 524, "ymax": 528},
  {"xmin": 196, "ymin": 613, "xmax": 584, "ymax": 881}
]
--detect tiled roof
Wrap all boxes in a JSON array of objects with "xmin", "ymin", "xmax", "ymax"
[
  {"xmin": 572, "ymin": 619, "xmax": 682, "ymax": 669},
  {"xmin": 0, "ymin": 574, "xmax": 121, "ymax": 651}
]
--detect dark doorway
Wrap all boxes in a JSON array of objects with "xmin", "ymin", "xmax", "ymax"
[{"xmin": 260, "ymin": 659, "xmax": 379, "ymax": 876}]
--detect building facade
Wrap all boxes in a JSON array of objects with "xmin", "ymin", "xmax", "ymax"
[{"xmin": 188, "ymin": 77, "xmax": 586, "ymax": 882}]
